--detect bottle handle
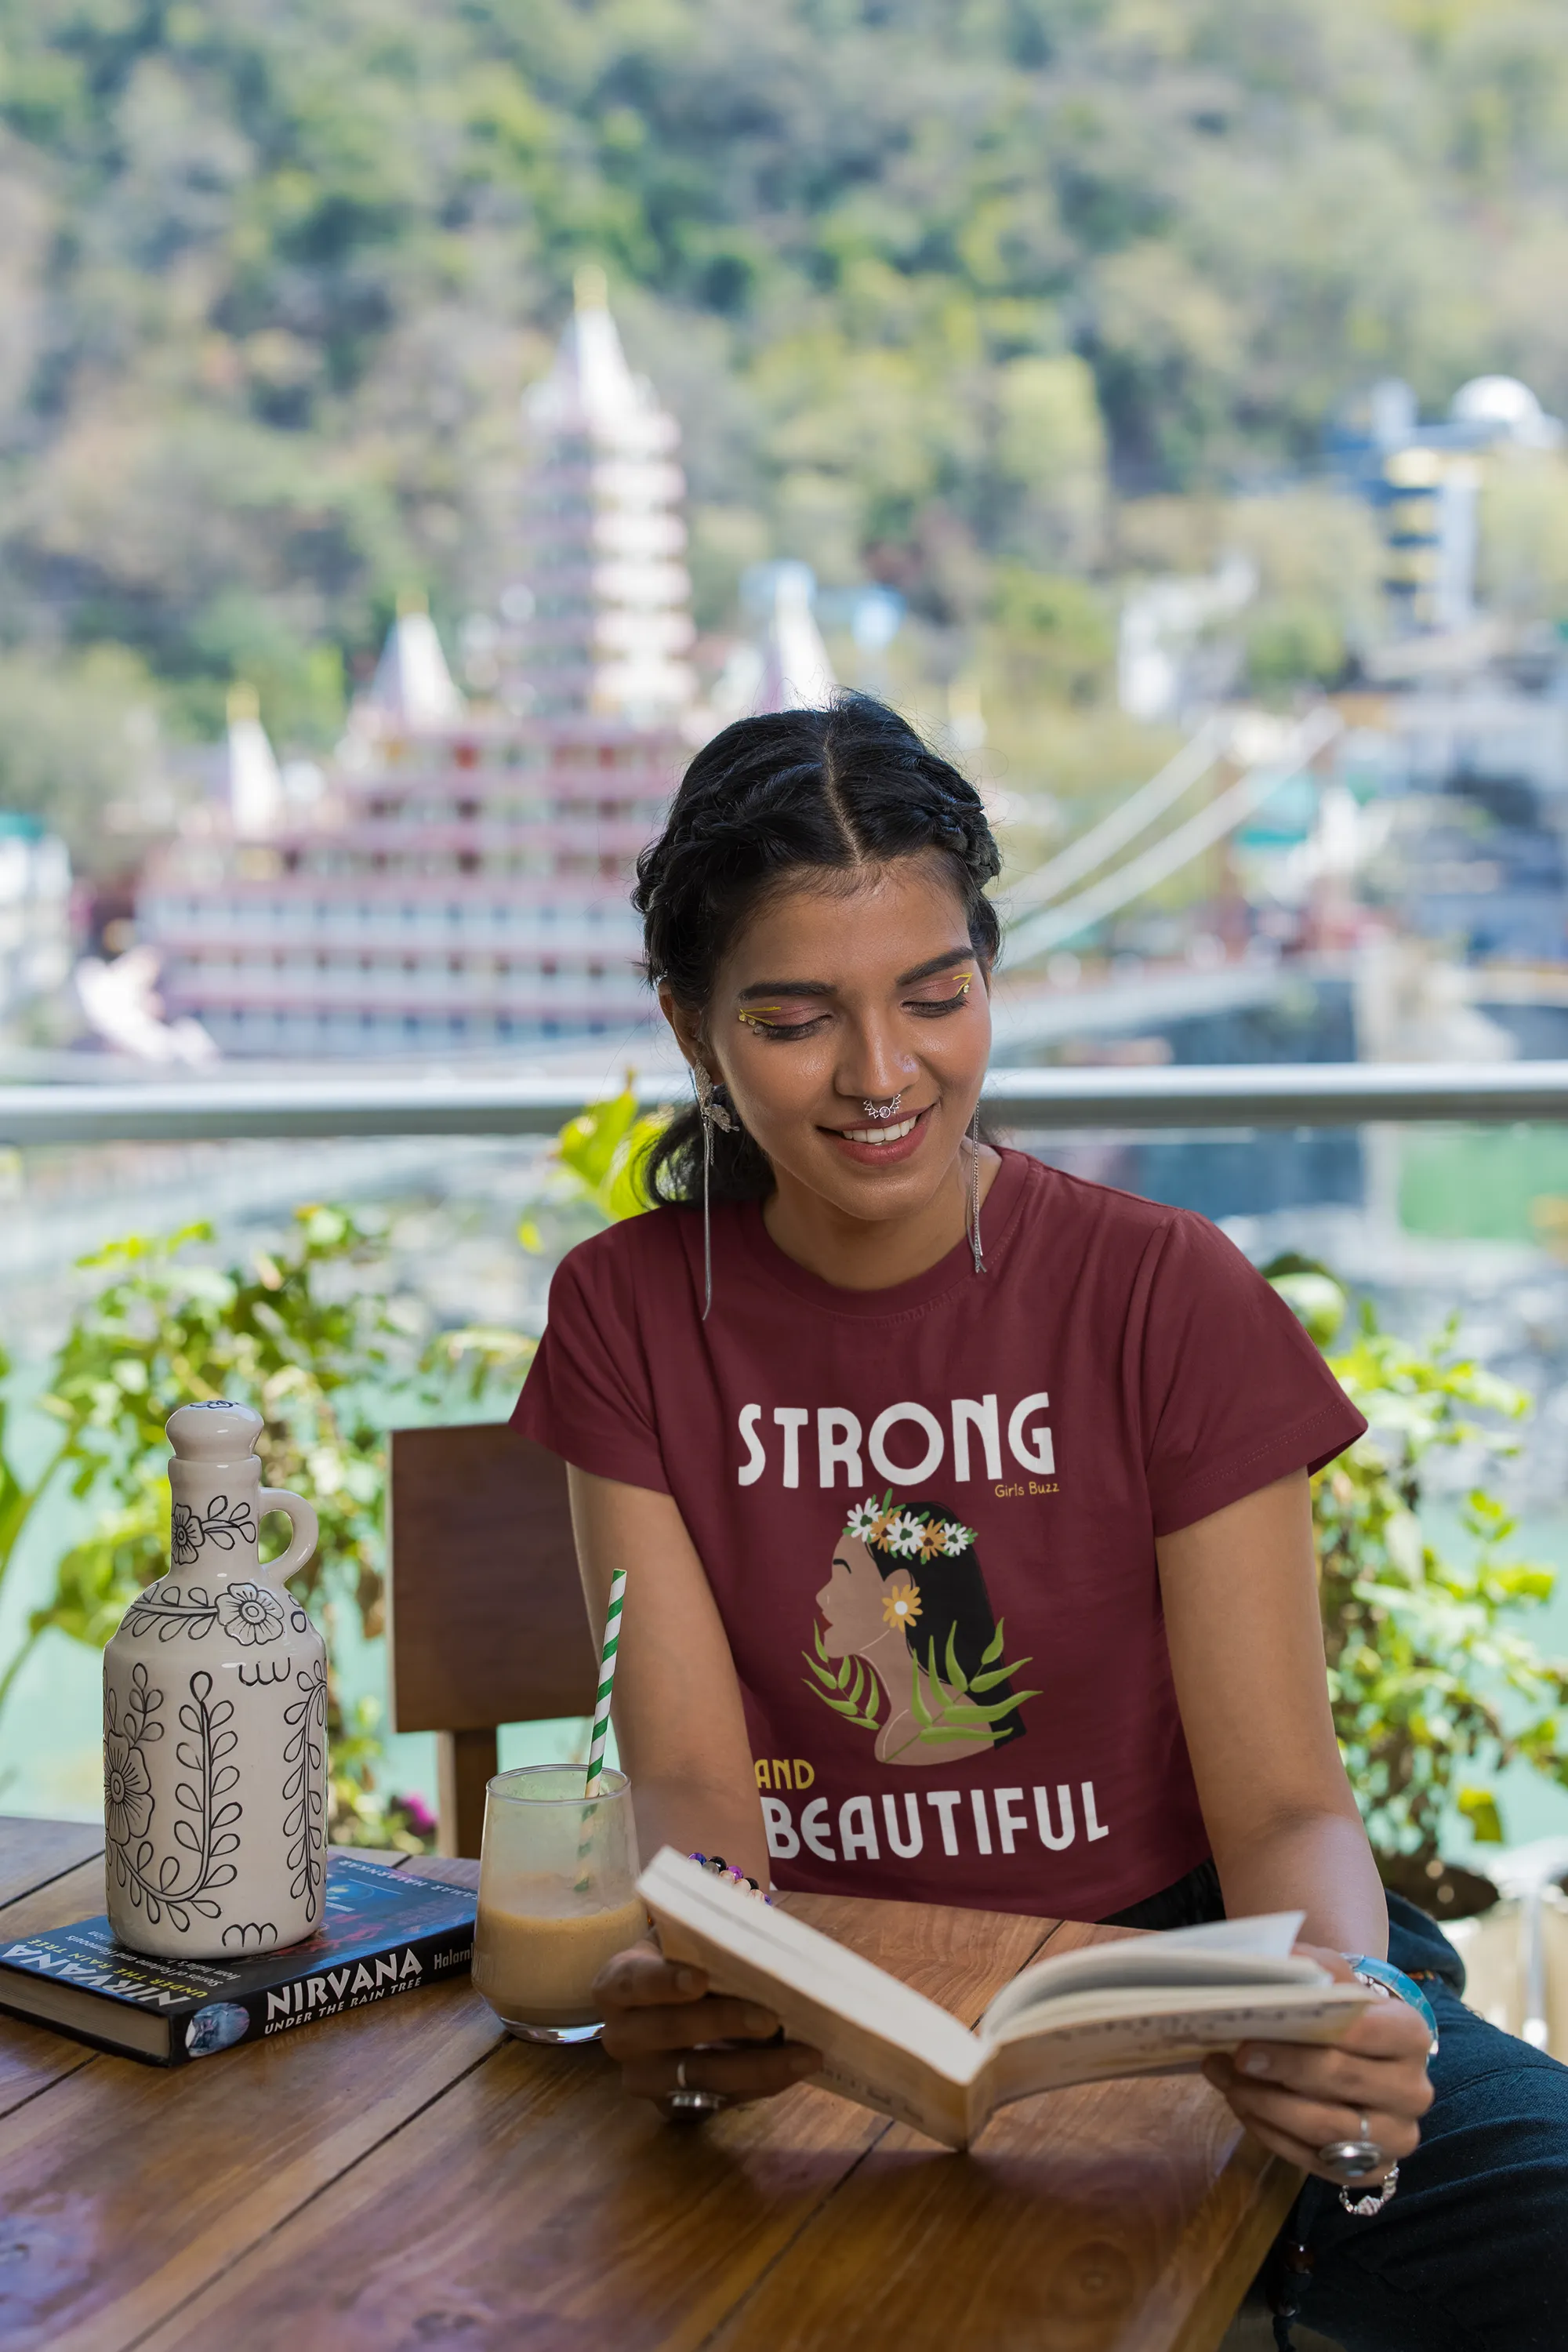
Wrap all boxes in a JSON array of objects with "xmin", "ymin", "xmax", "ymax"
[{"xmin": 258, "ymin": 1487, "xmax": 319, "ymax": 1584}]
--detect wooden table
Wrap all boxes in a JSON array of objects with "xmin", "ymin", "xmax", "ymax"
[{"xmin": 0, "ymin": 1817, "xmax": 1296, "ymax": 2352}]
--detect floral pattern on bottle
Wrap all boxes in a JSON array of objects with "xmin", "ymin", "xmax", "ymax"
[
  {"xmin": 103, "ymin": 1661, "xmax": 242, "ymax": 1933},
  {"xmin": 103, "ymin": 1399, "xmax": 322, "ymax": 1958}
]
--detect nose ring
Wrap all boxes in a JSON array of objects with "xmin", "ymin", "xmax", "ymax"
[{"xmin": 862, "ymin": 1091, "xmax": 904, "ymax": 1120}]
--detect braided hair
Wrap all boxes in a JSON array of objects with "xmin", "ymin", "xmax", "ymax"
[{"xmin": 635, "ymin": 693, "xmax": 1001, "ymax": 1206}]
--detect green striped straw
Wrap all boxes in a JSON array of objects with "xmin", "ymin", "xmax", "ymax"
[
  {"xmin": 575, "ymin": 1567, "xmax": 627, "ymax": 1890},
  {"xmin": 583, "ymin": 1565, "xmax": 626, "ymax": 1800}
]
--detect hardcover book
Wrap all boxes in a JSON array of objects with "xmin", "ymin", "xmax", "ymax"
[
  {"xmin": 0, "ymin": 1854, "xmax": 475, "ymax": 2066},
  {"xmin": 640, "ymin": 1847, "xmax": 1373, "ymax": 2151}
]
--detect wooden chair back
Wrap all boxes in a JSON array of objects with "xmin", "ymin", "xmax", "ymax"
[{"xmin": 386, "ymin": 1423, "xmax": 597, "ymax": 1856}]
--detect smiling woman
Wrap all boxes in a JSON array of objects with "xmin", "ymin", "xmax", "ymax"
[
  {"xmin": 510, "ymin": 694, "xmax": 1568, "ymax": 2352},
  {"xmin": 633, "ymin": 696, "xmax": 1002, "ymax": 1300}
]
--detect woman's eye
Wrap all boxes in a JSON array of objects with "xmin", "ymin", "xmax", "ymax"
[
  {"xmin": 906, "ymin": 977, "xmax": 975, "ymax": 1016},
  {"xmin": 736, "ymin": 1007, "xmax": 829, "ymax": 1039}
]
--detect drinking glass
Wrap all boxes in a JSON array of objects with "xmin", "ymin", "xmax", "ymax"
[{"xmin": 471, "ymin": 1765, "xmax": 644, "ymax": 2043}]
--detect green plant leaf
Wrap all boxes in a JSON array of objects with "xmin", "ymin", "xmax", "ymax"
[{"xmin": 1456, "ymin": 1786, "xmax": 1504, "ymax": 1844}]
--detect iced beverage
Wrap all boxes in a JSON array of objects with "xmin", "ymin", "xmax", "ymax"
[
  {"xmin": 474, "ymin": 1887, "xmax": 648, "ymax": 2031},
  {"xmin": 473, "ymin": 1763, "xmax": 641, "ymax": 2043}
]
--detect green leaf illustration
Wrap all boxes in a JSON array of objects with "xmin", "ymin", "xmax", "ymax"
[
  {"xmin": 802, "ymin": 1671, "xmax": 880, "ymax": 1731},
  {"xmin": 969, "ymin": 1654, "xmax": 1032, "ymax": 1693},
  {"xmin": 950, "ymin": 1687, "xmax": 1041, "ymax": 1725},
  {"xmin": 979, "ymin": 1621, "xmax": 1005, "ymax": 1667},
  {"xmin": 917, "ymin": 1723, "xmax": 1010, "ymax": 1744}
]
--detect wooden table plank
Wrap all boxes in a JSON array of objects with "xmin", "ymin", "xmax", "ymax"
[
  {"xmin": 0, "ymin": 1819, "xmax": 1288, "ymax": 2352},
  {"xmin": 706, "ymin": 2070, "xmax": 1294, "ymax": 2352},
  {"xmin": 0, "ymin": 1818, "xmax": 103, "ymax": 1912},
  {"xmin": 0, "ymin": 1860, "xmax": 115, "ymax": 2122},
  {"xmin": 0, "ymin": 1837, "xmax": 500, "ymax": 2352},
  {"xmin": 0, "ymin": 1981, "xmax": 504, "ymax": 2352},
  {"xmin": 133, "ymin": 1896, "xmax": 1064, "ymax": 2352},
  {"xmin": 703, "ymin": 1917, "xmax": 1296, "ymax": 2352},
  {"xmin": 1163, "ymin": 2143, "xmax": 1299, "ymax": 2352}
]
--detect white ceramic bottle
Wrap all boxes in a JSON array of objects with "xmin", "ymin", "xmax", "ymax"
[{"xmin": 102, "ymin": 1401, "xmax": 325, "ymax": 1959}]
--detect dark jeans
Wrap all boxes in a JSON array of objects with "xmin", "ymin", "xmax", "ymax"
[{"xmin": 1105, "ymin": 1865, "xmax": 1568, "ymax": 2351}]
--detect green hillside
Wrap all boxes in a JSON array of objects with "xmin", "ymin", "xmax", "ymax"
[{"xmin": 2, "ymin": 0, "xmax": 1568, "ymax": 856}]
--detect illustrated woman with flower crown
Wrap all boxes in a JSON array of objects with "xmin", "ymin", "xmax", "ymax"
[
  {"xmin": 811, "ymin": 1496, "xmax": 1029, "ymax": 1766},
  {"xmin": 512, "ymin": 696, "xmax": 1568, "ymax": 2351}
]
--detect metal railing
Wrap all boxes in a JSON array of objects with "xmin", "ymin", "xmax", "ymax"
[{"xmin": 0, "ymin": 1061, "xmax": 1564, "ymax": 1144}]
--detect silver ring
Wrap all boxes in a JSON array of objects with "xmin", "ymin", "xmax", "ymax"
[
  {"xmin": 861, "ymin": 1092, "xmax": 903, "ymax": 1120},
  {"xmin": 666, "ymin": 2057, "xmax": 725, "ymax": 2115},
  {"xmin": 1318, "ymin": 2113, "xmax": 1384, "ymax": 2180}
]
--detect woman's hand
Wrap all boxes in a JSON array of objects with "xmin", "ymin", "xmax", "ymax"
[
  {"xmin": 1203, "ymin": 1945, "xmax": 1434, "ymax": 2187},
  {"xmin": 594, "ymin": 1940, "xmax": 823, "ymax": 2111}
]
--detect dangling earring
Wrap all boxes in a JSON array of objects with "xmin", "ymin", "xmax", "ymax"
[
  {"xmin": 693, "ymin": 1065, "xmax": 734, "ymax": 1322},
  {"xmin": 967, "ymin": 1105, "xmax": 987, "ymax": 1276}
]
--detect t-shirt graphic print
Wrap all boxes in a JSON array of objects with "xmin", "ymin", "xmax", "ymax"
[
  {"xmin": 808, "ymin": 1491, "xmax": 1036, "ymax": 1768},
  {"xmin": 514, "ymin": 1149, "xmax": 1366, "ymax": 1922}
]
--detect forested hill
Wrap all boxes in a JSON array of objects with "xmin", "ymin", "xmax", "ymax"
[{"xmin": 1, "ymin": 0, "xmax": 1566, "ymax": 807}]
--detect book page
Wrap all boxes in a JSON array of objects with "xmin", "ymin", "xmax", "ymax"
[
  {"xmin": 978, "ymin": 1982, "xmax": 1369, "ymax": 2118},
  {"xmin": 637, "ymin": 1849, "xmax": 982, "ymax": 2148},
  {"xmin": 978, "ymin": 1910, "xmax": 1312, "ymax": 2041}
]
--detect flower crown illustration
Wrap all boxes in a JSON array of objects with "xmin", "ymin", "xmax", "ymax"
[
  {"xmin": 842, "ymin": 1494, "xmax": 975, "ymax": 1566},
  {"xmin": 808, "ymin": 1492, "xmax": 1039, "ymax": 1746}
]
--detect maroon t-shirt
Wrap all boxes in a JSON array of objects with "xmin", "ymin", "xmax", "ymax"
[{"xmin": 513, "ymin": 1149, "xmax": 1364, "ymax": 1920}]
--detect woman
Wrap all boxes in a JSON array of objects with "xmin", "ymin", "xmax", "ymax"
[
  {"xmin": 809, "ymin": 1491, "xmax": 1031, "ymax": 1767},
  {"xmin": 514, "ymin": 695, "xmax": 1567, "ymax": 2351}
]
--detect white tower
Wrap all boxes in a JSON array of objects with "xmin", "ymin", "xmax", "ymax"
[
  {"xmin": 754, "ymin": 562, "xmax": 837, "ymax": 713},
  {"xmin": 503, "ymin": 268, "xmax": 696, "ymax": 720},
  {"xmin": 226, "ymin": 684, "xmax": 283, "ymax": 839},
  {"xmin": 362, "ymin": 593, "xmax": 465, "ymax": 728}
]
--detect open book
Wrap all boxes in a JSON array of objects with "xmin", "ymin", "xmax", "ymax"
[{"xmin": 638, "ymin": 1848, "xmax": 1371, "ymax": 2150}]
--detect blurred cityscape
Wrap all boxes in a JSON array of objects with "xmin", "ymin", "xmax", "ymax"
[
  {"xmin": 5, "ymin": 2, "xmax": 1568, "ymax": 1857},
  {"xmin": 11, "ymin": 281, "xmax": 1568, "ymax": 1264}
]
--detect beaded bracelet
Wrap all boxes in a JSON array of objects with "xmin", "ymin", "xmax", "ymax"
[{"xmin": 689, "ymin": 1851, "xmax": 772, "ymax": 1903}]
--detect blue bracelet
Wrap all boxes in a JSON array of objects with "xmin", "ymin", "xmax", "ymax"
[{"xmin": 1345, "ymin": 1955, "xmax": 1439, "ymax": 2052}]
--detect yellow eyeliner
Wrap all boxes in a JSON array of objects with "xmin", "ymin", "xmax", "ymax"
[{"xmin": 738, "ymin": 973, "xmax": 974, "ymax": 1029}]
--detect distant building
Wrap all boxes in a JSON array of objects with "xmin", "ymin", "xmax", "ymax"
[
  {"xmin": 0, "ymin": 817, "xmax": 71, "ymax": 1027},
  {"xmin": 138, "ymin": 278, "xmax": 700, "ymax": 1057},
  {"xmin": 712, "ymin": 562, "xmax": 839, "ymax": 722},
  {"xmin": 1328, "ymin": 376, "xmax": 1564, "ymax": 637},
  {"xmin": 1116, "ymin": 557, "xmax": 1255, "ymax": 724},
  {"xmin": 496, "ymin": 263, "xmax": 697, "ymax": 723}
]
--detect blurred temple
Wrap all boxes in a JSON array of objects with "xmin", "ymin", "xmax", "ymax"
[{"xmin": 136, "ymin": 281, "xmax": 698, "ymax": 1056}]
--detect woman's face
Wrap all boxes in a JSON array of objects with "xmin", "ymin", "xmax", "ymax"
[
  {"xmin": 666, "ymin": 852, "xmax": 991, "ymax": 1230},
  {"xmin": 817, "ymin": 1533, "xmax": 896, "ymax": 1655}
]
